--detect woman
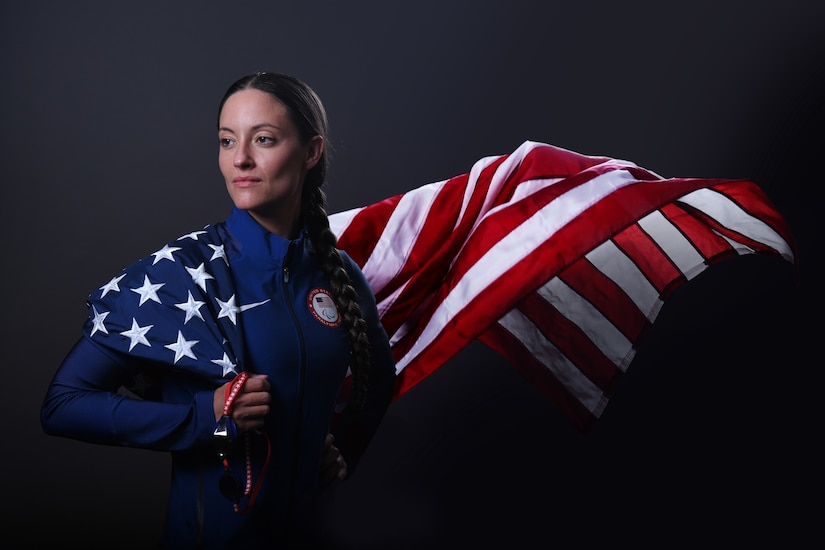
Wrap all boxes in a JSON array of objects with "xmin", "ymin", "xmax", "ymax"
[{"xmin": 41, "ymin": 72, "xmax": 397, "ymax": 548}]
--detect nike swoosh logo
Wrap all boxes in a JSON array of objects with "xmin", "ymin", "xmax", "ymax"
[{"xmin": 240, "ymin": 299, "xmax": 271, "ymax": 311}]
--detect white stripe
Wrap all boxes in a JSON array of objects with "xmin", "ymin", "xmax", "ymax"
[
  {"xmin": 358, "ymin": 180, "xmax": 444, "ymax": 296},
  {"xmin": 637, "ymin": 210, "xmax": 707, "ymax": 280},
  {"xmin": 467, "ymin": 142, "xmax": 539, "ymax": 224},
  {"xmin": 460, "ymin": 151, "xmax": 509, "ymax": 231},
  {"xmin": 510, "ymin": 177, "xmax": 565, "ymax": 202},
  {"xmin": 588, "ymin": 235, "xmax": 664, "ymax": 320},
  {"xmin": 719, "ymin": 232, "xmax": 755, "ymax": 256},
  {"xmin": 587, "ymin": 240, "xmax": 660, "ymax": 310},
  {"xmin": 448, "ymin": 142, "xmax": 542, "ymax": 271},
  {"xmin": 396, "ymin": 166, "xmax": 642, "ymax": 370},
  {"xmin": 678, "ymin": 188, "xmax": 794, "ymax": 261},
  {"xmin": 497, "ymin": 307, "xmax": 609, "ymax": 417},
  {"xmin": 537, "ymin": 276, "xmax": 634, "ymax": 368}
]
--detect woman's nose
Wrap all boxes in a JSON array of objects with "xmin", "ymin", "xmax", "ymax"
[{"xmin": 234, "ymin": 144, "xmax": 254, "ymax": 168}]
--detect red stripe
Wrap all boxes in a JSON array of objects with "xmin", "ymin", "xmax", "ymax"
[
  {"xmin": 501, "ymin": 142, "xmax": 615, "ymax": 181},
  {"xmin": 560, "ymin": 256, "xmax": 651, "ymax": 345},
  {"xmin": 336, "ymin": 195, "xmax": 401, "ymax": 268},
  {"xmin": 660, "ymin": 202, "xmax": 737, "ymax": 266},
  {"xmin": 613, "ymin": 222, "xmax": 684, "ymax": 295}
]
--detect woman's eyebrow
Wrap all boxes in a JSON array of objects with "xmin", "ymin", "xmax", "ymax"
[{"xmin": 218, "ymin": 123, "xmax": 281, "ymax": 133}]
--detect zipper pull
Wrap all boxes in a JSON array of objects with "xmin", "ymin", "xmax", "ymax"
[{"xmin": 283, "ymin": 266, "xmax": 289, "ymax": 283}]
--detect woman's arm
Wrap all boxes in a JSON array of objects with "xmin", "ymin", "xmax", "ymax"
[{"xmin": 41, "ymin": 336, "xmax": 217, "ymax": 452}]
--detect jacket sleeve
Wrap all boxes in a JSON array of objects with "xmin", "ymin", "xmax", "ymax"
[
  {"xmin": 332, "ymin": 252, "xmax": 397, "ymax": 471},
  {"xmin": 41, "ymin": 335, "xmax": 217, "ymax": 452}
]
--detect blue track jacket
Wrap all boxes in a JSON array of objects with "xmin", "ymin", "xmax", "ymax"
[{"xmin": 41, "ymin": 207, "xmax": 397, "ymax": 548}]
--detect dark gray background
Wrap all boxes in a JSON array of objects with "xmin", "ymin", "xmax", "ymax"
[{"xmin": 3, "ymin": 1, "xmax": 822, "ymax": 547}]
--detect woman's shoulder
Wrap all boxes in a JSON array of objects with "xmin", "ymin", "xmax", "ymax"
[{"xmin": 88, "ymin": 223, "xmax": 230, "ymax": 298}]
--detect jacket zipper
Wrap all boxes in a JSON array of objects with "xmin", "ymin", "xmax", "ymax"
[{"xmin": 281, "ymin": 253, "xmax": 308, "ymax": 527}]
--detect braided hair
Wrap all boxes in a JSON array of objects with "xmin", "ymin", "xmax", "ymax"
[{"xmin": 218, "ymin": 72, "xmax": 370, "ymax": 411}]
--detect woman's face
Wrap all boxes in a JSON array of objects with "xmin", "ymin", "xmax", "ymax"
[{"xmin": 218, "ymin": 88, "xmax": 322, "ymax": 237}]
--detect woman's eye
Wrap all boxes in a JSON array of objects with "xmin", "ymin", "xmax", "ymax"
[
  {"xmin": 256, "ymin": 135, "xmax": 274, "ymax": 144},
  {"xmin": 219, "ymin": 137, "xmax": 234, "ymax": 147}
]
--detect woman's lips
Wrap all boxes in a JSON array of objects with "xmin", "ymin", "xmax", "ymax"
[{"xmin": 233, "ymin": 177, "xmax": 261, "ymax": 188}]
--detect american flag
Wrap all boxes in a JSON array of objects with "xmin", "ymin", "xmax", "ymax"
[
  {"xmin": 83, "ymin": 140, "xmax": 795, "ymax": 433},
  {"xmin": 330, "ymin": 140, "xmax": 796, "ymax": 432}
]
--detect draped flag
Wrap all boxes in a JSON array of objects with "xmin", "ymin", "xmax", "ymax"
[
  {"xmin": 84, "ymin": 222, "xmax": 247, "ymax": 390},
  {"xmin": 330, "ymin": 140, "xmax": 796, "ymax": 432}
]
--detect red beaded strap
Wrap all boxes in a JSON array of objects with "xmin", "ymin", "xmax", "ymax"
[{"xmin": 221, "ymin": 372, "xmax": 271, "ymax": 514}]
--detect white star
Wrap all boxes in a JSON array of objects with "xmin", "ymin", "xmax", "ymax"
[
  {"xmin": 209, "ymin": 244, "xmax": 228, "ymax": 265},
  {"xmin": 211, "ymin": 352, "xmax": 238, "ymax": 377},
  {"xmin": 175, "ymin": 291, "xmax": 205, "ymax": 324},
  {"xmin": 90, "ymin": 306, "xmax": 109, "ymax": 336},
  {"xmin": 180, "ymin": 230, "xmax": 206, "ymax": 241},
  {"xmin": 99, "ymin": 274, "xmax": 126, "ymax": 297},
  {"xmin": 186, "ymin": 263, "xmax": 215, "ymax": 292},
  {"xmin": 151, "ymin": 244, "xmax": 181, "ymax": 265},
  {"xmin": 216, "ymin": 294, "xmax": 240, "ymax": 325},
  {"xmin": 165, "ymin": 330, "xmax": 198, "ymax": 364},
  {"xmin": 120, "ymin": 318, "xmax": 153, "ymax": 351},
  {"xmin": 130, "ymin": 275, "xmax": 165, "ymax": 306}
]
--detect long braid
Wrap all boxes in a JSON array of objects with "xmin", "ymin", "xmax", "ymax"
[
  {"xmin": 302, "ymin": 184, "xmax": 371, "ymax": 411},
  {"xmin": 219, "ymin": 72, "xmax": 372, "ymax": 410}
]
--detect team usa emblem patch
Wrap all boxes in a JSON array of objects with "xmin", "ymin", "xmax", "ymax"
[{"xmin": 308, "ymin": 288, "xmax": 341, "ymax": 328}]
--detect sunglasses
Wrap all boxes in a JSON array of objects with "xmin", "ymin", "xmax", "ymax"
[
  {"xmin": 213, "ymin": 414, "xmax": 246, "ymax": 501},
  {"xmin": 212, "ymin": 372, "xmax": 272, "ymax": 514}
]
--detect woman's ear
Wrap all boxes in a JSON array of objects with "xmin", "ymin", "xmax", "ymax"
[{"xmin": 305, "ymin": 135, "xmax": 324, "ymax": 170}]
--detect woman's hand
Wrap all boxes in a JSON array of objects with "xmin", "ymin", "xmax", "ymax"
[
  {"xmin": 213, "ymin": 374, "xmax": 271, "ymax": 432},
  {"xmin": 319, "ymin": 433, "xmax": 347, "ymax": 491}
]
